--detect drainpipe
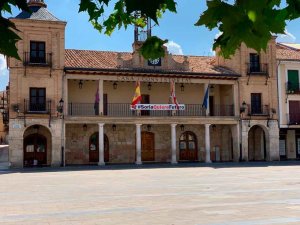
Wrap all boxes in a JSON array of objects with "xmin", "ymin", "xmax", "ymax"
[
  {"xmin": 61, "ymin": 71, "xmax": 65, "ymax": 167},
  {"xmin": 276, "ymin": 60, "xmax": 282, "ymax": 130}
]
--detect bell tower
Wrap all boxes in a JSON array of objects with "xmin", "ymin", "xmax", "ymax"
[{"xmin": 134, "ymin": 16, "xmax": 152, "ymax": 43}]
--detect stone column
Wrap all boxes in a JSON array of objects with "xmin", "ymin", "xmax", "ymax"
[
  {"xmin": 204, "ymin": 84, "xmax": 210, "ymax": 116},
  {"xmin": 64, "ymin": 78, "xmax": 68, "ymax": 116},
  {"xmin": 171, "ymin": 124, "xmax": 177, "ymax": 164},
  {"xmin": 241, "ymin": 120, "xmax": 249, "ymax": 161},
  {"xmin": 233, "ymin": 84, "xmax": 239, "ymax": 116},
  {"xmin": 205, "ymin": 124, "xmax": 212, "ymax": 163},
  {"xmin": 98, "ymin": 123, "xmax": 105, "ymax": 166},
  {"xmin": 231, "ymin": 123, "xmax": 240, "ymax": 162},
  {"xmin": 136, "ymin": 124, "xmax": 142, "ymax": 165},
  {"xmin": 98, "ymin": 80, "xmax": 104, "ymax": 115}
]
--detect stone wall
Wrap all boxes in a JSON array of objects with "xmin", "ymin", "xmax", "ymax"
[
  {"xmin": 9, "ymin": 118, "xmax": 62, "ymax": 167},
  {"xmin": 65, "ymin": 123, "xmax": 235, "ymax": 164}
]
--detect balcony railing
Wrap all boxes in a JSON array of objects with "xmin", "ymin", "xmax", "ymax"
[
  {"xmin": 246, "ymin": 63, "xmax": 268, "ymax": 75},
  {"xmin": 247, "ymin": 104, "xmax": 269, "ymax": 116},
  {"xmin": 23, "ymin": 52, "xmax": 52, "ymax": 66},
  {"xmin": 286, "ymin": 82, "xmax": 300, "ymax": 94},
  {"xmin": 288, "ymin": 113, "xmax": 300, "ymax": 125},
  {"xmin": 68, "ymin": 103, "xmax": 234, "ymax": 117},
  {"xmin": 24, "ymin": 99, "xmax": 52, "ymax": 114},
  {"xmin": 210, "ymin": 105, "xmax": 234, "ymax": 117}
]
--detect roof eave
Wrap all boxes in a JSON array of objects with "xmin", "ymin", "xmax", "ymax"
[{"xmin": 64, "ymin": 67, "xmax": 240, "ymax": 79}]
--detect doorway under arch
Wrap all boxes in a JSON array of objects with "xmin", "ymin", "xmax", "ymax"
[
  {"xmin": 248, "ymin": 125, "xmax": 267, "ymax": 161},
  {"xmin": 23, "ymin": 125, "xmax": 51, "ymax": 167},
  {"xmin": 89, "ymin": 132, "xmax": 109, "ymax": 163}
]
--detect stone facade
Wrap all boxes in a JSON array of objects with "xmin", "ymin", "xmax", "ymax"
[{"xmin": 7, "ymin": 1, "xmax": 282, "ymax": 167}]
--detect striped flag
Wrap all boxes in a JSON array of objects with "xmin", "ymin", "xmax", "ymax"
[
  {"xmin": 170, "ymin": 81, "xmax": 179, "ymax": 109},
  {"xmin": 131, "ymin": 81, "xmax": 142, "ymax": 106}
]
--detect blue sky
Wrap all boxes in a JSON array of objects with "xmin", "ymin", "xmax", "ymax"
[{"xmin": 1, "ymin": 0, "xmax": 300, "ymax": 91}]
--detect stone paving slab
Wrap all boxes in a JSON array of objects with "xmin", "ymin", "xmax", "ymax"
[{"xmin": 1, "ymin": 162, "xmax": 300, "ymax": 224}]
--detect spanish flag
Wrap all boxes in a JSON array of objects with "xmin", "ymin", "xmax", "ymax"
[{"xmin": 131, "ymin": 81, "xmax": 142, "ymax": 106}]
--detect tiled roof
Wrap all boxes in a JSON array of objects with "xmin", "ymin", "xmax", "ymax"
[
  {"xmin": 279, "ymin": 43, "xmax": 300, "ymax": 50},
  {"xmin": 65, "ymin": 49, "xmax": 237, "ymax": 76},
  {"xmin": 276, "ymin": 43, "xmax": 300, "ymax": 60},
  {"xmin": 15, "ymin": 6, "xmax": 61, "ymax": 21}
]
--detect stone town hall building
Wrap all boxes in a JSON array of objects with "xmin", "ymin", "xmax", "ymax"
[{"xmin": 7, "ymin": 0, "xmax": 281, "ymax": 167}]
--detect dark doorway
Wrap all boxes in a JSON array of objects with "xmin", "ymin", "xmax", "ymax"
[
  {"xmin": 141, "ymin": 94, "xmax": 150, "ymax": 116},
  {"xmin": 209, "ymin": 96, "xmax": 214, "ymax": 116},
  {"xmin": 89, "ymin": 132, "xmax": 109, "ymax": 163},
  {"xmin": 24, "ymin": 133, "xmax": 47, "ymax": 166}
]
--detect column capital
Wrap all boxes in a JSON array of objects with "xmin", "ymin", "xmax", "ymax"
[
  {"xmin": 98, "ymin": 123, "xmax": 105, "ymax": 127},
  {"xmin": 205, "ymin": 124, "xmax": 211, "ymax": 128},
  {"xmin": 171, "ymin": 124, "xmax": 177, "ymax": 128},
  {"xmin": 136, "ymin": 123, "xmax": 142, "ymax": 127}
]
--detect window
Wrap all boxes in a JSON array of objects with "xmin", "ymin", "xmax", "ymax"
[
  {"xmin": 289, "ymin": 101, "xmax": 300, "ymax": 124},
  {"xmin": 249, "ymin": 53, "xmax": 260, "ymax": 73},
  {"xmin": 30, "ymin": 41, "xmax": 46, "ymax": 64},
  {"xmin": 30, "ymin": 88, "xmax": 46, "ymax": 112},
  {"xmin": 251, "ymin": 93, "xmax": 262, "ymax": 114},
  {"xmin": 287, "ymin": 70, "xmax": 299, "ymax": 92}
]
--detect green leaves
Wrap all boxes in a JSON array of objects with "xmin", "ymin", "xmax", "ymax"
[
  {"xmin": 139, "ymin": 36, "xmax": 167, "ymax": 59},
  {"xmin": 1, "ymin": 0, "xmax": 300, "ymax": 60},
  {"xmin": 78, "ymin": 0, "xmax": 177, "ymax": 59},
  {"xmin": 196, "ymin": 0, "xmax": 291, "ymax": 58},
  {"xmin": 0, "ymin": 0, "xmax": 29, "ymax": 59}
]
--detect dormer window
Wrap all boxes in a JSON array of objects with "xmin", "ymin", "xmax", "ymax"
[
  {"xmin": 30, "ymin": 41, "xmax": 46, "ymax": 64},
  {"xmin": 249, "ymin": 53, "xmax": 260, "ymax": 73}
]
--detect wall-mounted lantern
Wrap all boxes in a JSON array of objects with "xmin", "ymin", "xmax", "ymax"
[
  {"xmin": 78, "ymin": 80, "xmax": 83, "ymax": 89},
  {"xmin": 113, "ymin": 82, "xmax": 118, "ymax": 90}
]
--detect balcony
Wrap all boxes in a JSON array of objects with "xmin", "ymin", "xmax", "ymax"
[
  {"xmin": 247, "ymin": 104, "xmax": 269, "ymax": 116},
  {"xmin": 24, "ymin": 99, "xmax": 52, "ymax": 114},
  {"xmin": 246, "ymin": 63, "xmax": 268, "ymax": 75},
  {"xmin": 288, "ymin": 113, "xmax": 300, "ymax": 125},
  {"xmin": 23, "ymin": 52, "xmax": 52, "ymax": 67},
  {"xmin": 68, "ymin": 103, "xmax": 234, "ymax": 117},
  {"xmin": 286, "ymin": 82, "xmax": 300, "ymax": 94}
]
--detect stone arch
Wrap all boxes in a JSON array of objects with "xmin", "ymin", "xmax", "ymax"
[
  {"xmin": 248, "ymin": 125, "xmax": 269, "ymax": 161},
  {"xmin": 23, "ymin": 125, "xmax": 52, "ymax": 166}
]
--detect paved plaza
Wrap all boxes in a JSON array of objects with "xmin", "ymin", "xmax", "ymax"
[{"xmin": 1, "ymin": 163, "xmax": 300, "ymax": 225}]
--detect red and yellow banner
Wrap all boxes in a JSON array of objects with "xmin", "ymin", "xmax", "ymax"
[{"xmin": 131, "ymin": 81, "xmax": 142, "ymax": 106}]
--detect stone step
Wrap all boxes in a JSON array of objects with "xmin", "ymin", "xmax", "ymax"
[{"xmin": 0, "ymin": 162, "xmax": 10, "ymax": 170}]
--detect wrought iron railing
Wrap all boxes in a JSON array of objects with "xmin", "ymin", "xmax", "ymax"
[
  {"xmin": 288, "ymin": 113, "xmax": 300, "ymax": 125},
  {"xmin": 24, "ymin": 99, "xmax": 52, "ymax": 114},
  {"xmin": 286, "ymin": 82, "xmax": 300, "ymax": 94},
  {"xmin": 68, "ymin": 103, "xmax": 96, "ymax": 116},
  {"xmin": 68, "ymin": 103, "xmax": 235, "ymax": 117},
  {"xmin": 210, "ymin": 105, "xmax": 235, "ymax": 116},
  {"xmin": 246, "ymin": 63, "xmax": 268, "ymax": 75},
  {"xmin": 247, "ymin": 104, "xmax": 269, "ymax": 116},
  {"xmin": 23, "ymin": 52, "xmax": 52, "ymax": 66}
]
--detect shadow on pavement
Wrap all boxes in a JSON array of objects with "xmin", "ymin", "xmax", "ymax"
[{"xmin": 1, "ymin": 160, "xmax": 300, "ymax": 175}]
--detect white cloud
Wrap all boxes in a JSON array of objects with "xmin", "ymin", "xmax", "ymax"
[
  {"xmin": 0, "ymin": 55, "xmax": 9, "ymax": 90},
  {"xmin": 164, "ymin": 41, "xmax": 183, "ymax": 55},
  {"xmin": 0, "ymin": 55, "xmax": 6, "ymax": 72},
  {"xmin": 210, "ymin": 48, "xmax": 216, "ymax": 56},
  {"xmin": 215, "ymin": 31, "xmax": 223, "ymax": 40},
  {"xmin": 277, "ymin": 29, "xmax": 296, "ymax": 43}
]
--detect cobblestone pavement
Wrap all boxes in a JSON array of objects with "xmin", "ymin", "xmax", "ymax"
[{"xmin": 1, "ymin": 162, "xmax": 300, "ymax": 225}]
